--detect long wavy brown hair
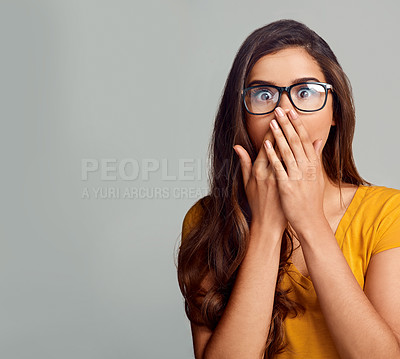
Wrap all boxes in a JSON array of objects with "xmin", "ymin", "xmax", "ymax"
[{"xmin": 176, "ymin": 19, "xmax": 372, "ymax": 358}]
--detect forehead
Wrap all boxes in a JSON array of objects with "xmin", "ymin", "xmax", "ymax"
[{"xmin": 247, "ymin": 47, "xmax": 326, "ymax": 86}]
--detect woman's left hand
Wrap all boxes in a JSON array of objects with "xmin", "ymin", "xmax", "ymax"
[{"xmin": 264, "ymin": 107, "xmax": 327, "ymax": 237}]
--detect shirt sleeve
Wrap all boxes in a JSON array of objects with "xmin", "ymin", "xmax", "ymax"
[{"xmin": 372, "ymin": 192, "xmax": 400, "ymax": 255}]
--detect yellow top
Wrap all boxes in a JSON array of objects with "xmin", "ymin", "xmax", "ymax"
[{"xmin": 180, "ymin": 185, "xmax": 400, "ymax": 358}]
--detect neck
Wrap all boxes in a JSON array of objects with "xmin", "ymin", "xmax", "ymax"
[{"xmin": 322, "ymin": 169, "xmax": 354, "ymax": 218}]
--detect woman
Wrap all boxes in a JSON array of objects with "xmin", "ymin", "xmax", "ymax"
[{"xmin": 176, "ymin": 19, "xmax": 400, "ymax": 358}]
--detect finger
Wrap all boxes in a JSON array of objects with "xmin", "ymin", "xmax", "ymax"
[
  {"xmin": 270, "ymin": 117, "xmax": 297, "ymax": 174},
  {"xmin": 274, "ymin": 143, "xmax": 287, "ymax": 172},
  {"xmin": 253, "ymin": 131, "xmax": 274, "ymax": 168},
  {"xmin": 274, "ymin": 107, "xmax": 307, "ymax": 163},
  {"xmin": 233, "ymin": 145, "xmax": 252, "ymax": 186},
  {"xmin": 287, "ymin": 109, "xmax": 319, "ymax": 161},
  {"xmin": 263, "ymin": 140, "xmax": 288, "ymax": 181},
  {"xmin": 313, "ymin": 138, "xmax": 323, "ymax": 159}
]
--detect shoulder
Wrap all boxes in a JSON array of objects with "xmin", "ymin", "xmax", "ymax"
[
  {"xmin": 181, "ymin": 196, "xmax": 211, "ymax": 242},
  {"xmin": 346, "ymin": 184, "xmax": 400, "ymax": 235},
  {"xmin": 358, "ymin": 184, "xmax": 400, "ymax": 213},
  {"xmin": 361, "ymin": 185, "xmax": 400, "ymax": 255},
  {"xmin": 362, "ymin": 184, "xmax": 400, "ymax": 199}
]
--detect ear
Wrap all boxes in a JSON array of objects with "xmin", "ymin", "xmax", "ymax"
[{"xmin": 331, "ymin": 115, "xmax": 336, "ymax": 126}]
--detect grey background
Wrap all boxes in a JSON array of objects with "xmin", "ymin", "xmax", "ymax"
[{"xmin": 1, "ymin": 0, "xmax": 399, "ymax": 358}]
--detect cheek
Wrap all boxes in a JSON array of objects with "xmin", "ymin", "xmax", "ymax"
[
  {"xmin": 303, "ymin": 115, "xmax": 333, "ymax": 143},
  {"xmin": 246, "ymin": 119, "xmax": 271, "ymax": 149}
]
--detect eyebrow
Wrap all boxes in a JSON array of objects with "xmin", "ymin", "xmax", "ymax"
[{"xmin": 246, "ymin": 77, "xmax": 321, "ymax": 87}]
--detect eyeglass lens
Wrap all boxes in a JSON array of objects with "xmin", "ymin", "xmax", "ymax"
[{"xmin": 244, "ymin": 83, "xmax": 327, "ymax": 114}]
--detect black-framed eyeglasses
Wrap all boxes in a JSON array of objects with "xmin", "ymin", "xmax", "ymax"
[{"xmin": 242, "ymin": 82, "xmax": 334, "ymax": 115}]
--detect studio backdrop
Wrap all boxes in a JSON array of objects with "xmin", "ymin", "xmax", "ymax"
[{"xmin": 1, "ymin": 1, "xmax": 399, "ymax": 358}]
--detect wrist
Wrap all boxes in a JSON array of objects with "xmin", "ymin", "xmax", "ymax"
[
  {"xmin": 247, "ymin": 224, "xmax": 283, "ymax": 258},
  {"xmin": 293, "ymin": 215, "xmax": 330, "ymax": 242},
  {"xmin": 250, "ymin": 221, "xmax": 285, "ymax": 241}
]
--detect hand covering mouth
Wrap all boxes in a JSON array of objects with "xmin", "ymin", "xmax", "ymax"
[
  {"xmin": 274, "ymin": 144, "xmax": 283, "ymax": 161},
  {"xmin": 273, "ymin": 144, "xmax": 287, "ymax": 172}
]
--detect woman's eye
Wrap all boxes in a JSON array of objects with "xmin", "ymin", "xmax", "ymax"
[
  {"xmin": 252, "ymin": 89, "xmax": 273, "ymax": 102},
  {"xmin": 296, "ymin": 87, "xmax": 316, "ymax": 99}
]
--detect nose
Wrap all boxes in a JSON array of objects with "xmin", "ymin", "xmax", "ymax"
[{"xmin": 277, "ymin": 91, "xmax": 295, "ymax": 113}]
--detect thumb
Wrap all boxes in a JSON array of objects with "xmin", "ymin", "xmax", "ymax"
[{"xmin": 233, "ymin": 145, "xmax": 251, "ymax": 186}]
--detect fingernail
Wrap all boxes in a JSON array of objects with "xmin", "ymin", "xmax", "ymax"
[
  {"xmin": 290, "ymin": 109, "xmax": 298, "ymax": 119},
  {"xmin": 264, "ymin": 140, "xmax": 272, "ymax": 149},
  {"xmin": 275, "ymin": 107, "xmax": 284, "ymax": 117},
  {"xmin": 271, "ymin": 119, "xmax": 279, "ymax": 129}
]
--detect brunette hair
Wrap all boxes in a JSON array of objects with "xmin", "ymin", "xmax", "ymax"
[{"xmin": 176, "ymin": 19, "xmax": 372, "ymax": 358}]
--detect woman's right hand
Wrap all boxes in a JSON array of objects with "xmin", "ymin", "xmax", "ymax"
[{"xmin": 233, "ymin": 133, "xmax": 287, "ymax": 237}]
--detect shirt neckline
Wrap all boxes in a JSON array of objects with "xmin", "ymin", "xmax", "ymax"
[{"xmin": 287, "ymin": 184, "xmax": 371, "ymax": 288}]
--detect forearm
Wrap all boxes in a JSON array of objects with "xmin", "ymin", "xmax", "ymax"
[
  {"xmin": 204, "ymin": 224, "xmax": 283, "ymax": 359},
  {"xmin": 298, "ymin": 219, "xmax": 400, "ymax": 359}
]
